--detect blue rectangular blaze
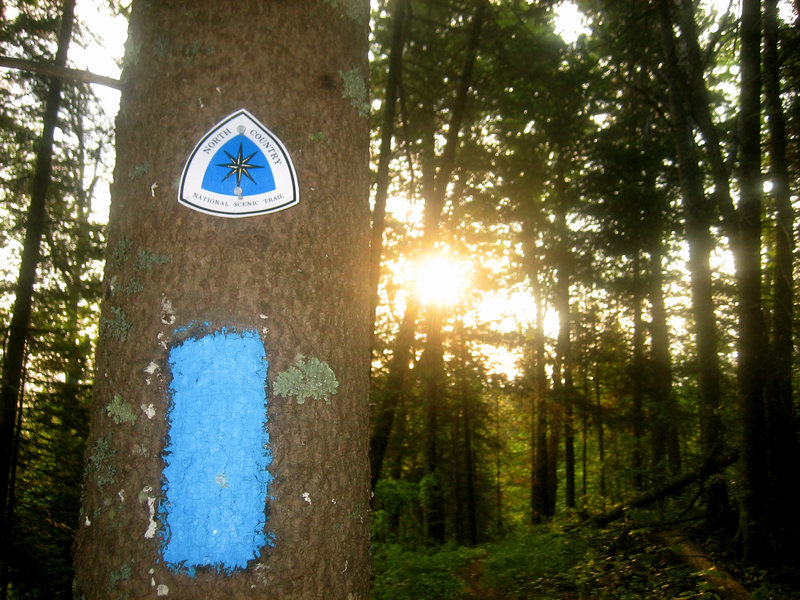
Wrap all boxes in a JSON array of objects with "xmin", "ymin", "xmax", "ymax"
[{"xmin": 161, "ymin": 329, "xmax": 272, "ymax": 571}]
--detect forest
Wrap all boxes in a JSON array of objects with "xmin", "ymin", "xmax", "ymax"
[{"xmin": 1, "ymin": 0, "xmax": 799, "ymax": 598}]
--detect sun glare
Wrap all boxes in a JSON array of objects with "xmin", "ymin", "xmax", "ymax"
[{"xmin": 416, "ymin": 254, "xmax": 470, "ymax": 307}]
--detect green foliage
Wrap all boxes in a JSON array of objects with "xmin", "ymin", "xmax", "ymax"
[
  {"xmin": 479, "ymin": 526, "xmax": 592, "ymax": 599},
  {"xmin": 370, "ymin": 543, "xmax": 477, "ymax": 600}
]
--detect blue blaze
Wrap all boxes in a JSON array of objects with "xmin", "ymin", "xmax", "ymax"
[
  {"xmin": 161, "ymin": 329, "xmax": 272, "ymax": 572},
  {"xmin": 201, "ymin": 136, "xmax": 275, "ymax": 196}
]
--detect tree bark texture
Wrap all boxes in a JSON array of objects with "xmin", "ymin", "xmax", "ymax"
[{"xmin": 73, "ymin": 2, "xmax": 371, "ymax": 598}]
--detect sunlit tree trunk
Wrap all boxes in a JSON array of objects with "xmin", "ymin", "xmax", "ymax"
[
  {"xmin": 418, "ymin": 0, "xmax": 486, "ymax": 543},
  {"xmin": 369, "ymin": 0, "xmax": 408, "ymax": 335},
  {"xmin": 73, "ymin": 1, "xmax": 371, "ymax": 597}
]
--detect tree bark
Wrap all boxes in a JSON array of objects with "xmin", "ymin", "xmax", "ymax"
[{"xmin": 73, "ymin": 2, "xmax": 372, "ymax": 597}]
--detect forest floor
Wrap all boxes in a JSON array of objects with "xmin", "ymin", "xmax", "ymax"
[{"xmin": 370, "ymin": 520, "xmax": 800, "ymax": 600}]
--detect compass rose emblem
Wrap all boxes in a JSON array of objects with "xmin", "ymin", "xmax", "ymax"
[{"xmin": 217, "ymin": 142, "xmax": 265, "ymax": 190}]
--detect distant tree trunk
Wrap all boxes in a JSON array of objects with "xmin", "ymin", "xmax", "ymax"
[
  {"xmin": 763, "ymin": 0, "xmax": 800, "ymax": 558},
  {"xmin": 736, "ymin": 0, "xmax": 770, "ymax": 563},
  {"xmin": 648, "ymin": 244, "xmax": 681, "ymax": 475},
  {"xmin": 419, "ymin": 0, "xmax": 486, "ymax": 543},
  {"xmin": 553, "ymin": 160, "xmax": 575, "ymax": 509},
  {"xmin": 370, "ymin": 300, "xmax": 418, "ymax": 490},
  {"xmin": 73, "ymin": 2, "xmax": 372, "ymax": 598},
  {"xmin": 631, "ymin": 251, "xmax": 645, "ymax": 491},
  {"xmin": 656, "ymin": 0, "xmax": 724, "ymax": 463},
  {"xmin": 529, "ymin": 253, "xmax": 551, "ymax": 522},
  {"xmin": 369, "ymin": 0, "xmax": 408, "ymax": 335},
  {"xmin": 456, "ymin": 322, "xmax": 477, "ymax": 545},
  {"xmin": 0, "ymin": 0, "xmax": 75, "ymax": 554}
]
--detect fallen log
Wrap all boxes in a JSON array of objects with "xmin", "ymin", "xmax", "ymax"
[
  {"xmin": 582, "ymin": 452, "xmax": 738, "ymax": 528},
  {"xmin": 660, "ymin": 530, "xmax": 750, "ymax": 599}
]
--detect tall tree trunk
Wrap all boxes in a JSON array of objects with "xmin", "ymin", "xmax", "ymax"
[
  {"xmin": 0, "ymin": 0, "xmax": 75, "ymax": 553},
  {"xmin": 370, "ymin": 300, "xmax": 419, "ymax": 490},
  {"xmin": 631, "ymin": 251, "xmax": 645, "ymax": 491},
  {"xmin": 73, "ymin": 2, "xmax": 372, "ymax": 597},
  {"xmin": 764, "ymin": 0, "xmax": 800, "ymax": 558},
  {"xmin": 457, "ymin": 322, "xmax": 477, "ymax": 545},
  {"xmin": 648, "ymin": 244, "xmax": 681, "ymax": 475},
  {"xmin": 419, "ymin": 0, "xmax": 486, "ymax": 543},
  {"xmin": 736, "ymin": 0, "xmax": 770, "ymax": 563},
  {"xmin": 553, "ymin": 160, "xmax": 575, "ymax": 509},
  {"xmin": 369, "ymin": 0, "xmax": 408, "ymax": 335},
  {"xmin": 656, "ymin": 0, "xmax": 724, "ymax": 463},
  {"xmin": 529, "ymin": 252, "xmax": 550, "ymax": 522}
]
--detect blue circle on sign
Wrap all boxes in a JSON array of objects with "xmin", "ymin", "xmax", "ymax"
[{"xmin": 201, "ymin": 136, "xmax": 276, "ymax": 196}]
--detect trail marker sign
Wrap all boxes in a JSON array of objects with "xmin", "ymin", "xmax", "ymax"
[{"xmin": 178, "ymin": 109, "xmax": 299, "ymax": 218}]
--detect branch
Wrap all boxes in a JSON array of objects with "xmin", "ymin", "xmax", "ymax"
[
  {"xmin": 0, "ymin": 56, "xmax": 121, "ymax": 90},
  {"xmin": 581, "ymin": 451, "xmax": 739, "ymax": 528}
]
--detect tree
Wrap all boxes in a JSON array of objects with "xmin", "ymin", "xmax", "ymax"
[
  {"xmin": 0, "ymin": 0, "xmax": 75, "ymax": 547},
  {"xmin": 73, "ymin": 1, "xmax": 372, "ymax": 598}
]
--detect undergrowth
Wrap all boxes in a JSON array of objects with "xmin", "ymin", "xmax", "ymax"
[{"xmin": 370, "ymin": 519, "xmax": 800, "ymax": 599}]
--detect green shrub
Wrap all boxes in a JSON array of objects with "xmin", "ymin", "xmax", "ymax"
[
  {"xmin": 370, "ymin": 543, "xmax": 476, "ymax": 600},
  {"xmin": 480, "ymin": 527, "xmax": 592, "ymax": 599}
]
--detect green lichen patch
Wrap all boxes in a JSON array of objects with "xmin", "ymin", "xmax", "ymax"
[
  {"xmin": 87, "ymin": 435, "xmax": 117, "ymax": 490},
  {"xmin": 274, "ymin": 355, "xmax": 339, "ymax": 404},
  {"xmin": 127, "ymin": 161, "xmax": 150, "ymax": 179},
  {"xmin": 125, "ymin": 279, "xmax": 144, "ymax": 295},
  {"xmin": 339, "ymin": 67, "xmax": 370, "ymax": 118},
  {"xmin": 133, "ymin": 249, "xmax": 171, "ymax": 271},
  {"xmin": 100, "ymin": 306, "xmax": 132, "ymax": 343},
  {"xmin": 106, "ymin": 394, "xmax": 138, "ymax": 425},
  {"xmin": 324, "ymin": 0, "xmax": 369, "ymax": 25},
  {"xmin": 110, "ymin": 238, "xmax": 133, "ymax": 267},
  {"xmin": 310, "ymin": 131, "xmax": 326, "ymax": 142},
  {"xmin": 107, "ymin": 561, "xmax": 132, "ymax": 594}
]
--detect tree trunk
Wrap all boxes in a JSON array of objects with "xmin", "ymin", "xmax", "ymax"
[
  {"xmin": 370, "ymin": 300, "xmax": 419, "ymax": 490},
  {"xmin": 736, "ymin": 0, "xmax": 770, "ymax": 563},
  {"xmin": 73, "ymin": 2, "xmax": 372, "ymax": 598},
  {"xmin": 529, "ymin": 252, "xmax": 550, "ymax": 522},
  {"xmin": 553, "ymin": 161, "xmax": 574, "ymax": 509},
  {"xmin": 764, "ymin": 0, "xmax": 800, "ymax": 558},
  {"xmin": 656, "ymin": 0, "xmax": 724, "ymax": 462},
  {"xmin": 648, "ymin": 245, "xmax": 681, "ymax": 475},
  {"xmin": 631, "ymin": 251, "xmax": 645, "ymax": 491},
  {"xmin": 418, "ymin": 0, "xmax": 486, "ymax": 543},
  {"xmin": 0, "ymin": 0, "xmax": 75, "ymax": 551},
  {"xmin": 369, "ymin": 0, "xmax": 408, "ymax": 335}
]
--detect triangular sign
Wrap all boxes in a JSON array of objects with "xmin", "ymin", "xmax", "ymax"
[{"xmin": 178, "ymin": 109, "xmax": 299, "ymax": 218}]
